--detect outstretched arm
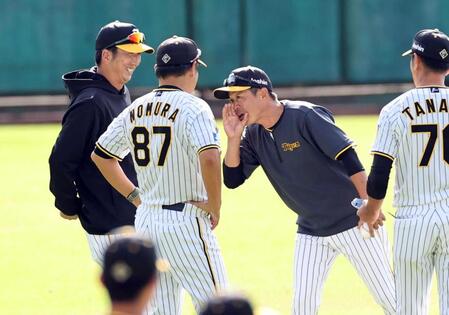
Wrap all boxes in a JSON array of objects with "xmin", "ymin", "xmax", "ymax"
[
  {"xmin": 338, "ymin": 148, "xmax": 385, "ymax": 236},
  {"xmin": 356, "ymin": 154, "xmax": 393, "ymax": 235}
]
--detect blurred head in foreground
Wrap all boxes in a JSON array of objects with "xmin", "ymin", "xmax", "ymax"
[{"xmin": 101, "ymin": 236, "xmax": 168, "ymax": 315}]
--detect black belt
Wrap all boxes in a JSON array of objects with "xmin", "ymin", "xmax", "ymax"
[{"xmin": 161, "ymin": 202, "xmax": 185, "ymax": 212}]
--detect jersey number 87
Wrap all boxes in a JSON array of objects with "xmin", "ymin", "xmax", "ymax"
[{"xmin": 131, "ymin": 126, "xmax": 171, "ymax": 167}]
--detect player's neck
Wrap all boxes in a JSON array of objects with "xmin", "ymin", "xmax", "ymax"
[
  {"xmin": 259, "ymin": 101, "xmax": 284, "ymax": 129},
  {"xmin": 97, "ymin": 66, "xmax": 125, "ymax": 91},
  {"xmin": 159, "ymin": 77, "xmax": 194, "ymax": 94},
  {"xmin": 413, "ymin": 73, "xmax": 446, "ymax": 88}
]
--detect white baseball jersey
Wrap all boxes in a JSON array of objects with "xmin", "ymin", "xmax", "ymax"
[
  {"xmin": 96, "ymin": 87, "xmax": 220, "ymax": 206},
  {"xmin": 372, "ymin": 86, "xmax": 449, "ymax": 207},
  {"xmin": 96, "ymin": 86, "xmax": 227, "ymax": 315},
  {"xmin": 372, "ymin": 86, "xmax": 449, "ymax": 315}
]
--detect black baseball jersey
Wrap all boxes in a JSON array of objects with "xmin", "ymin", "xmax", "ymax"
[{"xmin": 228, "ymin": 101, "xmax": 359, "ymax": 236}]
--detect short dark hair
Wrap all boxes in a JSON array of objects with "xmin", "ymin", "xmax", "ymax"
[
  {"xmin": 416, "ymin": 54, "xmax": 449, "ymax": 73},
  {"xmin": 248, "ymin": 87, "xmax": 277, "ymax": 101},
  {"xmin": 154, "ymin": 64, "xmax": 193, "ymax": 79},
  {"xmin": 107, "ymin": 279, "xmax": 147, "ymax": 302},
  {"xmin": 95, "ymin": 47, "xmax": 118, "ymax": 66},
  {"xmin": 102, "ymin": 237, "xmax": 159, "ymax": 302}
]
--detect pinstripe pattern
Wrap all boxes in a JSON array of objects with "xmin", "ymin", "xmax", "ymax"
[
  {"xmin": 394, "ymin": 199, "xmax": 449, "ymax": 315},
  {"xmin": 96, "ymin": 89, "xmax": 220, "ymax": 206},
  {"xmin": 373, "ymin": 86, "xmax": 449, "ymax": 314},
  {"xmin": 138, "ymin": 204, "xmax": 228, "ymax": 315},
  {"xmin": 293, "ymin": 226, "xmax": 396, "ymax": 315},
  {"xmin": 96, "ymin": 88, "xmax": 226, "ymax": 314},
  {"xmin": 85, "ymin": 233, "xmax": 123, "ymax": 266},
  {"xmin": 96, "ymin": 143, "xmax": 124, "ymax": 161},
  {"xmin": 372, "ymin": 87, "xmax": 449, "ymax": 207}
]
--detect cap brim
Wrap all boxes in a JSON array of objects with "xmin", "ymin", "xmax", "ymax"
[
  {"xmin": 117, "ymin": 43, "xmax": 154, "ymax": 54},
  {"xmin": 197, "ymin": 59, "xmax": 207, "ymax": 67},
  {"xmin": 192, "ymin": 48, "xmax": 207, "ymax": 67},
  {"xmin": 401, "ymin": 49, "xmax": 413, "ymax": 57},
  {"xmin": 213, "ymin": 86, "xmax": 252, "ymax": 99}
]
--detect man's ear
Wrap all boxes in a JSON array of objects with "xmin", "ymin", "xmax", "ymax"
[
  {"xmin": 413, "ymin": 53, "xmax": 422, "ymax": 71},
  {"xmin": 188, "ymin": 63, "xmax": 197, "ymax": 77},
  {"xmin": 259, "ymin": 87, "xmax": 269, "ymax": 99},
  {"xmin": 102, "ymin": 49, "xmax": 111, "ymax": 63}
]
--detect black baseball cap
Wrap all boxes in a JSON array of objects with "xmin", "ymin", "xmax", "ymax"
[
  {"xmin": 214, "ymin": 66, "xmax": 273, "ymax": 99},
  {"xmin": 200, "ymin": 295, "xmax": 254, "ymax": 315},
  {"xmin": 155, "ymin": 35, "xmax": 207, "ymax": 69},
  {"xmin": 95, "ymin": 20, "xmax": 154, "ymax": 54},
  {"xmin": 402, "ymin": 28, "xmax": 449, "ymax": 64},
  {"xmin": 102, "ymin": 237, "xmax": 168, "ymax": 301}
]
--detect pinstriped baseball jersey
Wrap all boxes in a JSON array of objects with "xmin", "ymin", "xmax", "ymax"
[
  {"xmin": 96, "ymin": 86, "xmax": 220, "ymax": 206},
  {"xmin": 96, "ymin": 86, "xmax": 227, "ymax": 315},
  {"xmin": 372, "ymin": 86, "xmax": 449, "ymax": 207}
]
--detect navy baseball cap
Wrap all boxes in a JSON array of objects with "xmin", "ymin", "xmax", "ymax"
[
  {"xmin": 102, "ymin": 237, "xmax": 168, "ymax": 301},
  {"xmin": 402, "ymin": 28, "xmax": 449, "ymax": 64},
  {"xmin": 155, "ymin": 35, "xmax": 207, "ymax": 69},
  {"xmin": 214, "ymin": 66, "xmax": 273, "ymax": 99},
  {"xmin": 200, "ymin": 295, "xmax": 254, "ymax": 315},
  {"xmin": 95, "ymin": 20, "xmax": 154, "ymax": 54}
]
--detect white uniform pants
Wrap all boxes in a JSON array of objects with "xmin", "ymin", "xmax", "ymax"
[
  {"xmin": 86, "ymin": 232, "xmax": 125, "ymax": 266},
  {"xmin": 293, "ymin": 226, "xmax": 396, "ymax": 315},
  {"xmin": 137, "ymin": 203, "xmax": 228, "ymax": 315},
  {"xmin": 394, "ymin": 199, "xmax": 449, "ymax": 315}
]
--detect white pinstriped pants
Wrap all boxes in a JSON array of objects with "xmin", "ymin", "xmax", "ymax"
[
  {"xmin": 293, "ymin": 226, "xmax": 396, "ymax": 315},
  {"xmin": 86, "ymin": 232, "xmax": 124, "ymax": 266},
  {"xmin": 394, "ymin": 199, "xmax": 449, "ymax": 315},
  {"xmin": 136, "ymin": 203, "xmax": 228, "ymax": 315}
]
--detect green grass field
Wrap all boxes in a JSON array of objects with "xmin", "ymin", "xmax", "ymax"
[{"xmin": 0, "ymin": 116, "xmax": 440, "ymax": 315}]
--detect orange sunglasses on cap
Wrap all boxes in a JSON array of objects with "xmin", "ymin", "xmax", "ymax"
[{"xmin": 105, "ymin": 32, "xmax": 154, "ymax": 54}]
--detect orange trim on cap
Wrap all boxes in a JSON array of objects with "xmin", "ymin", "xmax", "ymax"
[{"xmin": 116, "ymin": 43, "xmax": 154, "ymax": 54}]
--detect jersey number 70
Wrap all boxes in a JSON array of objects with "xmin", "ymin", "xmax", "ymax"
[
  {"xmin": 411, "ymin": 123, "xmax": 449, "ymax": 166},
  {"xmin": 131, "ymin": 126, "xmax": 171, "ymax": 167}
]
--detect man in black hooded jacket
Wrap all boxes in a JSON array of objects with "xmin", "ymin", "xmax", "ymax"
[{"xmin": 49, "ymin": 21, "xmax": 153, "ymax": 265}]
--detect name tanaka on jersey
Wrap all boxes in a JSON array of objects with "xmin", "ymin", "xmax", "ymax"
[
  {"xmin": 402, "ymin": 98, "xmax": 448, "ymax": 121},
  {"xmin": 129, "ymin": 101, "xmax": 179, "ymax": 123}
]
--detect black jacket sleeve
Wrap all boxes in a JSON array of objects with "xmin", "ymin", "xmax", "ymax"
[
  {"xmin": 48, "ymin": 101, "xmax": 101, "ymax": 215},
  {"xmin": 337, "ymin": 147, "xmax": 365, "ymax": 176},
  {"xmin": 223, "ymin": 162, "xmax": 246, "ymax": 189}
]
